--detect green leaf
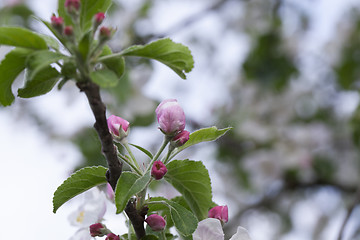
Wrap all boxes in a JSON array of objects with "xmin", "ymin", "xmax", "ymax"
[
  {"xmin": 90, "ymin": 69, "xmax": 119, "ymax": 88},
  {"xmin": 53, "ymin": 166, "xmax": 108, "ymax": 213},
  {"xmin": 129, "ymin": 143, "xmax": 153, "ymax": 159},
  {"xmin": 175, "ymin": 127, "xmax": 232, "ymax": 154},
  {"xmin": 80, "ymin": 0, "xmax": 112, "ymax": 31},
  {"xmin": 121, "ymin": 38, "xmax": 194, "ymax": 79},
  {"xmin": 115, "ymin": 171, "xmax": 151, "ymax": 214},
  {"xmin": 18, "ymin": 66, "xmax": 60, "ymax": 98},
  {"xmin": 25, "ymin": 50, "xmax": 67, "ymax": 80},
  {"xmin": 149, "ymin": 199, "xmax": 198, "ymax": 236},
  {"xmin": 40, "ymin": 34, "xmax": 60, "ymax": 50},
  {"xmin": 100, "ymin": 54, "xmax": 125, "ymax": 78},
  {"xmin": 0, "ymin": 48, "xmax": 32, "ymax": 106},
  {"xmin": 165, "ymin": 160, "xmax": 212, "ymax": 220},
  {"xmin": 0, "ymin": 27, "xmax": 47, "ymax": 49},
  {"xmin": 78, "ymin": 31, "xmax": 91, "ymax": 60}
]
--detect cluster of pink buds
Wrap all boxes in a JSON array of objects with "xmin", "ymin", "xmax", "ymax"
[
  {"xmin": 50, "ymin": 0, "xmax": 113, "ymax": 44},
  {"xmin": 145, "ymin": 214, "xmax": 166, "ymax": 231}
]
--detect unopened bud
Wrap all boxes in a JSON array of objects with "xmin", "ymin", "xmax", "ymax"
[
  {"xmin": 65, "ymin": 0, "xmax": 80, "ymax": 14},
  {"xmin": 99, "ymin": 26, "xmax": 112, "ymax": 40},
  {"xmin": 151, "ymin": 161, "xmax": 168, "ymax": 180},
  {"xmin": 156, "ymin": 99, "xmax": 186, "ymax": 136},
  {"xmin": 89, "ymin": 223, "xmax": 110, "ymax": 237},
  {"xmin": 51, "ymin": 15, "xmax": 64, "ymax": 32},
  {"xmin": 107, "ymin": 115, "xmax": 130, "ymax": 142},
  {"xmin": 64, "ymin": 26, "xmax": 73, "ymax": 36},
  {"xmin": 105, "ymin": 233, "xmax": 120, "ymax": 240},
  {"xmin": 95, "ymin": 12, "xmax": 105, "ymax": 24},
  {"xmin": 145, "ymin": 214, "xmax": 166, "ymax": 231},
  {"xmin": 171, "ymin": 130, "xmax": 190, "ymax": 147},
  {"xmin": 208, "ymin": 205, "xmax": 228, "ymax": 224}
]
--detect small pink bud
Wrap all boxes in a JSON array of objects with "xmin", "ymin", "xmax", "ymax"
[
  {"xmin": 89, "ymin": 223, "xmax": 108, "ymax": 237},
  {"xmin": 145, "ymin": 214, "xmax": 166, "ymax": 231},
  {"xmin": 51, "ymin": 15, "xmax": 64, "ymax": 29},
  {"xmin": 64, "ymin": 26, "xmax": 73, "ymax": 36},
  {"xmin": 105, "ymin": 233, "xmax": 120, "ymax": 240},
  {"xmin": 171, "ymin": 130, "xmax": 190, "ymax": 147},
  {"xmin": 155, "ymin": 99, "xmax": 186, "ymax": 136},
  {"xmin": 107, "ymin": 115, "xmax": 130, "ymax": 142},
  {"xmin": 151, "ymin": 161, "xmax": 168, "ymax": 180},
  {"xmin": 99, "ymin": 26, "xmax": 112, "ymax": 40},
  {"xmin": 65, "ymin": 0, "xmax": 80, "ymax": 13},
  {"xmin": 95, "ymin": 12, "xmax": 105, "ymax": 24},
  {"xmin": 208, "ymin": 205, "xmax": 228, "ymax": 223}
]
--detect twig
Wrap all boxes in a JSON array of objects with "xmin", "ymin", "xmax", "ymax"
[
  {"xmin": 337, "ymin": 187, "xmax": 360, "ymax": 240},
  {"xmin": 125, "ymin": 200, "xmax": 148, "ymax": 239},
  {"xmin": 77, "ymin": 81, "xmax": 123, "ymax": 190}
]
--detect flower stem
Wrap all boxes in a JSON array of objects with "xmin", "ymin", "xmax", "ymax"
[
  {"xmin": 123, "ymin": 141, "xmax": 141, "ymax": 173},
  {"xmin": 160, "ymin": 230, "xmax": 167, "ymax": 240},
  {"xmin": 118, "ymin": 153, "xmax": 142, "ymax": 176},
  {"xmin": 146, "ymin": 136, "xmax": 171, "ymax": 172}
]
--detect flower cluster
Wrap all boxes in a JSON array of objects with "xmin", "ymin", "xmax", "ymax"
[
  {"xmin": 193, "ymin": 205, "xmax": 251, "ymax": 240},
  {"xmin": 104, "ymin": 100, "xmax": 251, "ymax": 239},
  {"xmin": 50, "ymin": 0, "xmax": 112, "ymax": 45}
]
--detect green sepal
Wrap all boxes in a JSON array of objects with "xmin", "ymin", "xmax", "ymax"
[{"xmin": 53, "ymin": 166, "xmax": 108, "ymax": 213}]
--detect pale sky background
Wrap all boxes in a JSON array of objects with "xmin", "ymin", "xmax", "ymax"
[{"xmin": 1, "ymin": 0, "xmax": 360, "ymax": 239}]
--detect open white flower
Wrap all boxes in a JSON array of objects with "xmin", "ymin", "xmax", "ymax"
[
  {"xmin": 193, "ymin": 218, "xmax": 251, "ymax": 240},
  {"xmin": 68, "ymin": 187, "xmax": 107, "ymax": 240}
]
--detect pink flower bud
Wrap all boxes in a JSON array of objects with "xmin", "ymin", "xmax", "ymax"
[
  {"xmin": 51, "ymin": 15, "xmax": 63, "ymax": 29},
  {"xmin": 107, "ymin": 115, "xmax": 130, "ymax": 142},
  {"xmin": 65, "ymin": 0, "xmax": 80, "ymax": 13},
  {"xmin": 64, "ymin": 26, "xmax": 73, "ymax": 36},
  {"xmin": 155, "ymin": 99, "xmax": 186, "ymax": 136},
  {"xmin": 90, "ymin": 223, "xmax": 109, "ymax": 237},
  {"xmin": 95, "ymin": 12, "xmax": 105, "ymax": 24},
  {"xmin": 99, "ymin": 26, "xmax": 112, "ymax": 40},
  {"xmin": 145, "ymin": 214, "xmax": 166, "ymax": 231},
  {"xmin": 151, "ymin": 161, "xmax": 168, "ymax": 180},
  {"xmin": 171, "ymin": 130, "xmax": 190, "ymax": 147},
  {"xmin": 208, "ymin": 205, "xmax": 228, "ymax": 223},
  {"xmin": 105, "ymin": 233, "xmax": 120, "ymax": 240}
]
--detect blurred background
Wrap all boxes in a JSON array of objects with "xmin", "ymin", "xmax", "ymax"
[{"xmin": 1, "ymin": 0, "xmax": 360, "ymax": 239}]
